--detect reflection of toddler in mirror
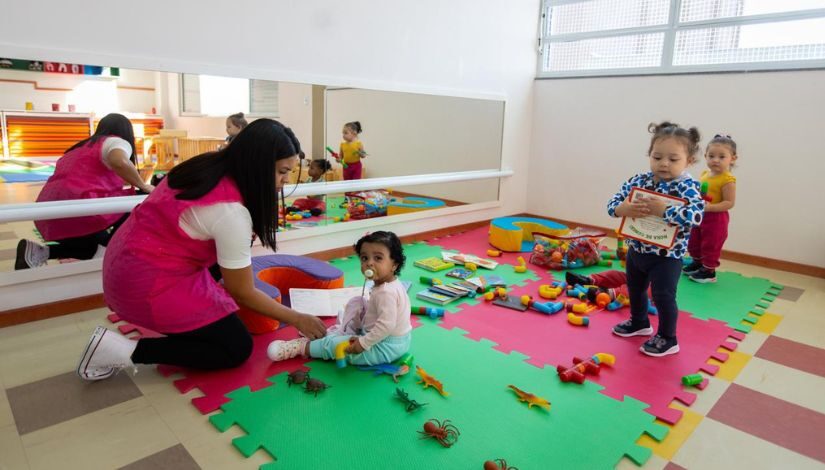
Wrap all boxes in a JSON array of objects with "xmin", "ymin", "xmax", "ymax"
[
  {"xmin": 340, "ymin": 121, "xmax": 366, "ymax": 180},
  {"xmin": 287, "ymin": 158, "xmax": 331, "ymax": 215},
  {"xmin": 224, "ymin": 112, "xmax": 248, "ymax": 145}
]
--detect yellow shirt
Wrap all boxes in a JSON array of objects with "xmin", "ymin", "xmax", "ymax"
[
  {"xmin": 700, "ymin": 170, "xmax": 736, "ymax": 203},
  {"xmin": 340, "ymin": 140, "xmax": 364, "ymax": 164}
]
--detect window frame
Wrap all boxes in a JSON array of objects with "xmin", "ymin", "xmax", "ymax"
[
  {"xmin": 178, "ymin": 74, "xmax": 279, "ymax": 118},
  {"xmin": 537, "ymin": 0, "xmax": 825, "ymax": 78}
]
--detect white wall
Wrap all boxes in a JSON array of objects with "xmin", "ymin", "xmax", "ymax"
[
  {"xmin": 0, "ymin": 67, "xmax": 156, "ymax": 114},
  {"xmin": 0, "ymin": 0, "xmax": 539, "ymax": 308},
  {"xmin": 529, "ymin": 71, "xmax": 825, "ymax": 268},
  {"xmin": 325, "ymin": 88, "xmax": 503, "ymax": 203}
]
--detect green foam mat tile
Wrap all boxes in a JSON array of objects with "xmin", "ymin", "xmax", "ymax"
[
  {"xmin": 210, "ymin": 323, "xmax": 664, "ymax": 469},
  {"xmin": 329, "ymin": 242, "xmax": 539, "ymax": 314},
  {"xmin": 675, "ymin": 271, "xmax": 780, "ymax": 329}
]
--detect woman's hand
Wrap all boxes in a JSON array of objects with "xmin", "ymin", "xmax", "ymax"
[
  {"xmin": 345, "ymin": 336, "xmax": 365, "ymax": 354},
  {"xmin": 140, "ymin": 183, "xmax": 155, "ymax": 194},
  {"xmin": 294, "ymin": 313, "xmax": 327, "ymax": 340}
]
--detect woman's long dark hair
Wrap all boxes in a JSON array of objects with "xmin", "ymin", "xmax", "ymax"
[
  {"xmin": 166, "ymin": 119, "xmax": 301, "ymax": 250},
  {"xmin": 67, "ymin": 113, "xmax": 137, "ymax": 163}
]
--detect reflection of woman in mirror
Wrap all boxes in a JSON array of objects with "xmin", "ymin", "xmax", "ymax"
[
  {"xmin": 287, "ymin": 158, "xmax": 331, "ymax": 216},
  {"xmin": 224, "ymin": 112, "xmax": 248, "ymax": 145},
  {"xmin": 76, "ymin": 119, "xmax": 327, "ymax": 381},
  {"xmin": 340, "ymin": 120, "xmax": 366, "ymax": 180},
  {"xmin": 16, "ymin": 113, "xmax": 154, "ymax": 270}
]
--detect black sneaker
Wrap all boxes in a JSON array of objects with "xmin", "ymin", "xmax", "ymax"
[
  {"xmin": 565, "ymin": 272, "xmax": 592, "ymax": 287},
  {"xmin": 682, "ymin": 259, "xmax": 702, "ymax": 275},
  {"xmin": 641, "ymin": 334, "xmax": 680, "ymax": 357},
  {"xmin": 689, "ymin": 267, "xmax": 717, "ymax": 283},
  {"xmin": 612, "ymin": 319, "xmax": 653, "ymax": 337}
]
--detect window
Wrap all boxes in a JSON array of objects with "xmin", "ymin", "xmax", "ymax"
[
  {"xmin": 539, "ymin": 0, "xmax": 825, "ymax": 77},
  {"xmin": 180, "ymin": 74, "xmax": 279, "ymax": 116}
]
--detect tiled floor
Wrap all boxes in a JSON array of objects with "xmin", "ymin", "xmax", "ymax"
[{"xmin": 1, "ymin": 260, "xmax": 823, "ymax": 469}]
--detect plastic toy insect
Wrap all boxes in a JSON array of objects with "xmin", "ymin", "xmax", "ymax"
[
  {"xmin": 507, "ymin": 385, "xmax": 551, "ymax": 411},
  {"xmin": 287, "ymin": 369, "xmax": 309, "ymax": 387},
  {"xmin": 484, "ymin": 459, "xmax": 519, "ymax": 470},
  {"xmin": 304, "ymin": 377, "xmax": 331, "ymax": 397},
  {"xmin": 416, "ymin": 365, "xmax": 449, "ymax": 396},
  {"xmin": 395, "ymin": 387, "xmax": 427, "ymax": 412},
  {"xmin": 418, "ymin": 418, "xmax": 460, "ymax": 447}
]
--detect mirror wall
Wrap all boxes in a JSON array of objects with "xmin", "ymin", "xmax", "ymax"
[{"xmin": 0, "ymin": 56, "xmax": 504, "ymax": 271}]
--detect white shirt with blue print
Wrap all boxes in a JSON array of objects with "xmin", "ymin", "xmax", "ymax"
[{"xmin": 607, "ymin": 171, "xmax": 705, "ymax": 259}]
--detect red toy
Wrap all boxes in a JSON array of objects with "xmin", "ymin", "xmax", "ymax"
[
  {"xmin": 556, "ymin": 353, "xmax": 616, "ymax": 384},
  {"xmin": 418, "ymin": 418, "xmax": 460, "ymax": 447},
  {"xmin": 484, "ymin": 459, "xmax": 518, "ymax": 470}
]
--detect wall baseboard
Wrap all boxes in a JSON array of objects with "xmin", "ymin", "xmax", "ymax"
[
  {"xmin": 0, "ymin": 294, "xmax": 106, "ymax": 328},
  {"xmin": 528, "ymin": 214, "xmax": 825, "ymax": 279}
]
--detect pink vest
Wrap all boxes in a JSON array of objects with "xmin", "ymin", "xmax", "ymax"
[
  {"xmin": 35, "ymin": 137, "xmax": 135, "ymax": 240},
  {"xmin": 103, "ymin": 177, "xmax": 244, "ymax": 333}
]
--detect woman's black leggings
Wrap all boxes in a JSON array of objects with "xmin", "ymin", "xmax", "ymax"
[
  {"xmin": 48, "ymin": 213, "xmax": 130, "ymax": 260},
  {"xmin": 131, "ymin": 313, "xmax": 254, "ymax": 370}
]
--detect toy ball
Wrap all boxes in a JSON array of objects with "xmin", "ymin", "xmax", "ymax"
[
  {"xmin": 595, "ymin": 292, "xmax": 611, "ymax": 308},
  {"xmin": 551, "ymin": 252, "xmax": 563, "ymax": 263}
]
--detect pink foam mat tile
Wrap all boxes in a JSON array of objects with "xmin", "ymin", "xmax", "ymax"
[
  {"xmin": 427, "ymin": 226, "xmax": 525, "ymax": 261},
  {"xmin": 157, "ymin": 318, "xmax": 336, "ymax": 414},
  {"xmin": 108, "ymin": 312, "xmax": 337, "ymax": 414},
  {"xmin": 438, "ymin": 277, "xmax": 740, "ymax": 425},
  {"xmin": 106, "ymin": 312, "xmax": 164, "ymax": 338}
]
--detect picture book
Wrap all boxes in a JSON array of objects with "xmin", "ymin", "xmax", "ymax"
[
  {"xmin": 493, "ymin": 296, "xmax": 529, "ymax": 312},
  {"xmin": 414, "ymin": 257, "xmax": 455, "ymax": 272},
  {"xmin": 467, "ymin": 275, "xmax": 507, "ymax": 290},
  {"xmin": 289, "ymin": 287, "xmax": 365, "ymax": 317},
  {"xmin": 428, "ymin": 284, "xmax": 470, "ymax": 298},
  {"xmin": 441, "ymin": 251, "xmax": 498, "ymax": 270},
  {"xmin": 416, "ymin": 289, "xmax": 460, "ymax": 306},
  {"xmin": 446, "ymin": 267, "xmax": 474, "ymax": 279}
]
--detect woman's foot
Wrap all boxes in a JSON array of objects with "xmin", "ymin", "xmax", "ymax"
[
  {"xmin": 15, "ymin": 239, "xmax": 49, "ymax": 270},
  {"xmin": 77, "ymin": 326, "xmax": 137, "ymax": 380},
  {"xmin": 267, "ymin": 338, "xmax": 309, "ymax": 361}
]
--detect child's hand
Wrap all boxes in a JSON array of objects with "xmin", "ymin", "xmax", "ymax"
[
  {"xmin": 617, "ymin": 199, "xmax": 650, "ymax": 218},
  {"xmin": 638, "ymin": 197, "xmax": 667, "ymax": 217},
  {"xmin": 345, "ymin": 336, "xmax": 365, "ymax": 354}
]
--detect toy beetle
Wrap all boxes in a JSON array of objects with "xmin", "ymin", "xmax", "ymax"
[
  {"xmin": 304, "ymin": 377, "xmax": 331, "ymax": 396},
  {"xmin": 287, "ymin": 370, "xmax": 309, "ymax": 387}
]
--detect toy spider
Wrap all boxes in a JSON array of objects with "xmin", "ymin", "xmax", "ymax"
[{"xmin": 418, "ymin": 418, "xmax": 460, "ymax": 448}]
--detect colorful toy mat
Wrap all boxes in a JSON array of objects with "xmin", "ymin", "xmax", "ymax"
[
  {"xmin": 107, "ymin": 222, "xmax": 781, "ymax": 469},
  {"xmin": 0, "ymin": 159, "xmax": 55, "ymax": 182}
]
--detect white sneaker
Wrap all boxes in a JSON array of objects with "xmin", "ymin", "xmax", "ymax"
[
  {"xmin": 77, "ymin": 326, "xmax": 138, "ymax": 380},
  {"xmin": 266, "ymin": 338, "xmax": 308, "ymax": 362},
  {"xmin": 15, "ymin": 239, "xmax": 50, "ymax": 270}
]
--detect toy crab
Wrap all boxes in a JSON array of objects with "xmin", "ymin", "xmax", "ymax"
[
  {"xmin": 304, "ymin": 377, "xmax": 331, "ymax": 397},
  {"xmin": 507, "ymin": 385, "xmax": 551, "ymax": 411},
  {"xmin": 286, "ymin": 369, "xmax": 309, "ymax": 387},
  {"xmin": 418, "ymin": 418, "xmax": 460, "ymax": 447}
]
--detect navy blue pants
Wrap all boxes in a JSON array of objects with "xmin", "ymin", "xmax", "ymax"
[{"xmin": 625, "ymin": 249, "xmax": 682, "ymax": 339}]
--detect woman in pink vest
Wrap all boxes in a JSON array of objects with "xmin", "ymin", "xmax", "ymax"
[
  {"xmin": 77, "ymin": 119, "xmax": 327, "ymax": 380},
  {"xmin": 16, "ymin": 113, "xmax": 154, "ymax": 270}
]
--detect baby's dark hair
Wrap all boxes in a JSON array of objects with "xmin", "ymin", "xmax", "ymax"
[
  {"xmin": 344, "ymin": 121, "xmax": 363, "ymax": 134},
  {"xmin": 309, "ymin": 158, "xmax": 332, "ymax": 172},
  {"xmin": 354, "ymin": 231, "xmax": 406, "ymax": 275},
  {"xmin": 228, "ymin": 112, "xmax": 248, "ymax": 129},
  {"xmin": 707, "ymin": 134, "xmax": 737, "ymax": 154},
  {"xmin": 647, "ymin": 121, "xmax": 701, "ymax": 163}
]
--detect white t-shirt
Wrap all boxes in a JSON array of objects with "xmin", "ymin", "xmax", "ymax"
[
  {"xmin": 100, "ymin": 137, "xmax": 133, "ymax": 169},
  {"xmin": 179, "ymin": 202, "xmax": 253, "ymax": 269}
]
